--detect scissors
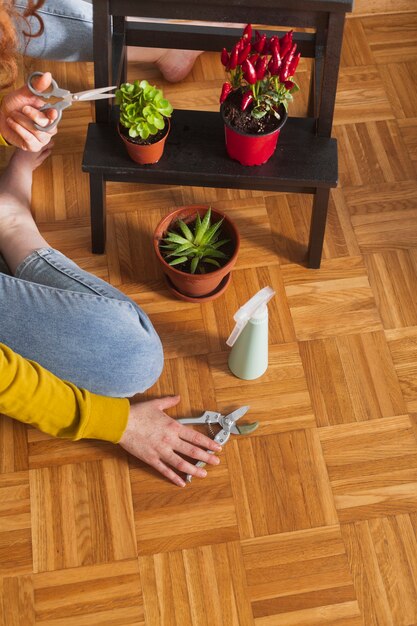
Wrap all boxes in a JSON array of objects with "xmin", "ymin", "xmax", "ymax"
[
  {"xmin": 27, "ymin": 71, "xmax": 117, "ymax": 132},
  {"xmin": 178, "ymin": 405, "xmax": 258, "ymax": 483}
]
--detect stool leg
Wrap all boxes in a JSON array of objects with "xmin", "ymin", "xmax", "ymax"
[
  {"xmin": 308, "ymin": 187, "xmax": 330, "ymax": 268},
  {"xmin": 90, "ymin": 173, "xmax": 106, "ymax": 254}
]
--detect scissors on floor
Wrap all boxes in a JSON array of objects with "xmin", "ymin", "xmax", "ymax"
[
  {"xmin": 27, "ymin": 71, "xmax": 117, "ymax": 132},
  {"xmin": 178, "ymin": 405, "xmax": 258, "ymax": 483}
]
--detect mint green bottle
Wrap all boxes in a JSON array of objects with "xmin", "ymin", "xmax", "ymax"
[{"xmin": 227, "ymin": 286, "xmax": 275, "ymax": 380}]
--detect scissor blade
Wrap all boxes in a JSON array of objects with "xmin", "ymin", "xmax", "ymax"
[
  {"xmin": 72, "ymin": 86, "xmax": 117, "ymax": 101},
  {"xmin": 224, "ymin": 405, "xmax": 250, "ymax": 424},
  {"xmin": 235, "ymin": 421, "xmax": 259, "ymax": 435}
]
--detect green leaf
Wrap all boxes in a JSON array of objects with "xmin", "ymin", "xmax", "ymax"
[
  {"xmin": 252, "ymin": 106, "xmax": 267, "ymax": 120},
  {"xmin": 201, "ymin": 248, "xmax": 228, "ymax": 259},
  {"xmin": 190, "ymin": 256, "xmax": 199, "ymax": 274},
  {"xmin": 177, "ymin": 219, "xmax": 194, "ymax": 242},
  {"xmin": 211, "ymin": 238, "xmax": 230, "ymax": 249},
  {"xmin": 166, "ymin": 243, "xmax": 194, "ymax": 256},
  {"xmin": 194, "ymin": 208, "xmax": 211, "ymax": 245},
  {"xmin": 163, "ymin": 232, "xmax": 190, "ymax": 245},
  {"xmin": 202, "ymin": 258, "xmax": 221, "ymax": 268},
  {"xmin": 168, "ymin": 256, "xmax": 188, "ymax": 266},
  {"xmin": 201, "ymin": 218, "xmax": 224, "ymax": 245}
]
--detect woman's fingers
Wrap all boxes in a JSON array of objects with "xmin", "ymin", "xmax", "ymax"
[
  {"xmin": 6, "ymin": 112, "xmax": 56, "ymax": 151},
  {"xmin": 22, "ymin": 105, "xmax": 57, "ymax": 128},
  {"xmin": 179, "ymin": 424, "xmax": 223, "ymax": 453},
  {"xmin": 176, "ymin": 439, "xmax": 220, "ymax": 466}
]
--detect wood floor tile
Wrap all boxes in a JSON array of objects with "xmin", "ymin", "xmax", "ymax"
[
  {"xmin": 386, "ymin": 327, "xmax": 417, "ymax": 413},
  {"xmin": 300, "ymin": 331, "xmax": 406, "ymax": 426},
  {"xmin": 130, "ymin": 459, "xmax": 239, "ymax": 555},
  {"xmin": 0, "ymin": 575, "xmax": 34, "ymax": 626},
  {"xmin": 30, "ymin": 459, "xmax": 136, "ymax": 572},
  {"xmin": 341, "ymin": 17, "xmax": 374, "ymax": 67},
  {"xmin": 282, "ymin": 257, "xmax": 382, "ymax": 340},
  {"xmin": 227, "ymin": 431, "xmax": 338, "ymax": 538},
  {"xmin": 334, "ymin": 120, "xmax": 415, "ymax": 187},
  {"xmin": 334, "ymin": 66, "xmax": 394, "ymax": 125},
  {"xmin": 209, "ymin": 343, "xmax": 315, "ymax": 435},
  {"xmin": 0, "ymin": 471, "xmax": 32, "ymax": 577},
  {"xmin": 319, "ymin": 416, "xmax": 417, "ymax": 522},
  {"xmin": 33, "ymin": 561, "xmax": 143, "ymax": 626},
  {"xmin": 138, "ymin": 542, "xmax": 254, "ymax": 626},
  {"xmin": 0, "ymin": 415, "xmax": 28, "ymax": 474},
  {"xmin": 398, "ymin": 117, "xmax": 417, "ymax": 167},
  {"xmin": 361, "ymin": 13, "xmax": 417, "ymax": 64},
  {"xmin": 341, "ymin": 515, "xmax": 417, "ymax": 626},
  {"xmin": 364, "ymin": 251, "xmax": 417, "ymax": 328},
  {"xmin": 242, "ymin": 526, "xmax": 362, "ymax": 626}
]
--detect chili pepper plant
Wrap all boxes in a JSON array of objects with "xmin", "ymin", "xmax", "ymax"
[{"xmin": 219, "ymin": 24, "xmax": 301, "ymax": 165}]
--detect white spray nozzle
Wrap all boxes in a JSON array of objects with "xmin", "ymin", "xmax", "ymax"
[{"xmin": 226, "ymin": 286, "xmax": 275, "ymax": 347}]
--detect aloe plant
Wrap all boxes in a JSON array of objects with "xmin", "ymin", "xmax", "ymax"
[
  {"xmin": 160, "ymin": 208, "xmax": 230, "ymax": 274},
  {"xmin": 115, "ymin": 80, "xmax": 173, "ymax": 140}
]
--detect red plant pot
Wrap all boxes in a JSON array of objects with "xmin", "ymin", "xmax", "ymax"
[
  {"xmin": 153, "ymin": 205, "xmax": 240, "ymax": 300},
  {"xmin": 118, "ymin": 119, "xmax": 170, "ymax": 165},
  {"xmin": 221, "ymin": 105, "xmax": 288, "ymax": 166}
]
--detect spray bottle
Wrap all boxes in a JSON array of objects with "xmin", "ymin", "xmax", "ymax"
[{"xmin": 226, "ymin": 286, "xmax": 275, "ymax": 380}]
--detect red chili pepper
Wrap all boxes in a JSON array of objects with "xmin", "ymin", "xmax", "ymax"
[
  {"xmin": 255, "ymin": 55, "xmax": 269, "ymax": 80},
  {"xmin": 243, "ymin": 24, "xmax": 252, "ymax": 40},
  {"xmin": 248, "ymin": 53, "xmax": 259, "ymax": 66},
  {"xmin": 219, "ymin": 82, "xmax": 232, "ymax": 103},
  {"xmin": 268, "ymin": 49, "xmax": 281, "ymax": 75},
  {"xmin": 268, "ymin": 35, "xmax": 280, "ymax": 55},
  {"xmin": 284, "ymin": 80, "xmax": 295, "ymax": 90},
  {"xmin": 242, "ymin": 59, "xmax": 257, "ymax": 84},
  {"xmin": 227, "ymin": 45, "xmax": 239, "ymax": 70},
  {"xmin": 221, "ymin": 48, "xmax": 229, "ymax": 67},
  {"xmin": 241, "ymin": 92, "xmax": 254, "ymax": 111},
  {"xmin": 288, "ymin": 52, "xmax": 301, "ymax": 76},
  {"xmin": 279, "ymin": 46, "xmax": 296, "ymax": 82},
  {"xmin": 279, "ymin": 30, "xmax": 293, "ymax": 58},
  {"xmin": 254, "ymin": 31, "xmax": 267, "ymax": 53},
  {"xmin": 237, "ymin": 41, "xmax": 251, "ymax": 65}
]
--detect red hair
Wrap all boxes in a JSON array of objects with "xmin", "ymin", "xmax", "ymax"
[{"xmin": 0, "ymin": 0, "xmax": 46, "ymax": 88}]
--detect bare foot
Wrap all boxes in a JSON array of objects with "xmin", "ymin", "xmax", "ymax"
[
  {"xmin": 0, "ymin": 144, "xmax": 52, "ymax": 273},
  {"xmin": 128, "ymin": 47, "xmax": 202, "ymax": 82}
]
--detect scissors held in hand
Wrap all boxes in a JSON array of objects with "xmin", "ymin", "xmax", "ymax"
[{"xmin": 27, "ymin": 71, "xmax": 117, "ymax": 132}]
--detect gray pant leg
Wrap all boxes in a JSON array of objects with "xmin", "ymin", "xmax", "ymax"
[{"xmin": 15, "ymin": 0, "xmax": 93, "ymax": 61}]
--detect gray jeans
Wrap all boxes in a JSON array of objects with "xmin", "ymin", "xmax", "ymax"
[
  {"xmin": 16, "ymin": 0, "xmax": 94, "ymax": 61},
  {"xmin": 0, "ymin": 249, "xmax": 163, "ymax": 397}
]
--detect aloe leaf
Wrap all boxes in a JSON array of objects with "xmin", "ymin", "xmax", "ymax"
[
  {"xmin": 166, "ymin": 243, "xmax": 194, "ymax": 256},
  {"xmin": 195, "ymin": 213, "xmax": 202, "ymax": 231},
  {"xmin": 201, "ymin": 248, "xmax": 228, "ymax": 259},
  {"xmin": 201, "ymin": 218, "xmax": 224, "ymax": 245},
  {"xmin": 202, "ymin": 258, "xmax": 221, "ymax": 268},
  {"xmin": 190, "ymin": 256, "xmax": 199, "ymax": 274},
  {"xmin": 168, "ymin": 256, "xmax": 188, "ymax": 266},
  {"xmin": 211, "ymin": 238, "xmax": 230, "ymax": 249},
  {"xmin": 194, "ymin": 208, "xmax": 211, "ymax": 245},
  {"xmin": 177, "ymin": 219, "xmax": 194, "ymax": 242},
  {"xmin": 164, "ymin": 232, "xmax": 190, "ymax": 245}
]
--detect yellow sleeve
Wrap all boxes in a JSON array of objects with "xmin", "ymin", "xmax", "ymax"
[
  {"xmin": 0, "ymin": 343, "xmax": 129, "ymax": 443},
  {"xmin": 0, "ymin": 133, "xmax": 11, "ymax": 146}
]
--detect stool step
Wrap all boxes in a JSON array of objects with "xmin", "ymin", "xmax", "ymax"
[{"xmin": 82, "ymin": 109, "xmax": 338, "ymax": 192}]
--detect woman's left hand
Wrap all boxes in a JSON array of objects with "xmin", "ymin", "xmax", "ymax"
[{"xmin": 0, "ymin": 72, "xmax": 58, "ymax": 151}]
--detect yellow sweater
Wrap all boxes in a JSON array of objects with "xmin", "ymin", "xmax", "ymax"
[{"xmin": 0, "ymin": 343, "xmax": 129, "ymax": 442}]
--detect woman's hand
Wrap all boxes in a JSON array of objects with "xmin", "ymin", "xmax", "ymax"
[
  {"xmin": 119, "ymin": 395, "xmax": 222, "ymax": 487},
  {"xmin": 0, "ymin": 72, "xmax": 58, "ymax": 151}
]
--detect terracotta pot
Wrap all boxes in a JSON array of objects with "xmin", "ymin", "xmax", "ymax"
[
  {"xmin": 221, "ymin": 103, "xmax": 288, "ymax": 166},
  {"xmin": 153, "ymin": 205, "xmax": 240, "ymax": 300},
  {"xmin": 118, "ymin": 119, "xmax": 170, "ymax": 165}
]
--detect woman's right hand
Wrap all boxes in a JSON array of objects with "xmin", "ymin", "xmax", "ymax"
[
  {"xmin": 0, "ymin": 72, "xmax": 58, "ymax": 151},
  {"xmin": 119, "ymin": 395, "xmax": 222, "ymax": 487}
]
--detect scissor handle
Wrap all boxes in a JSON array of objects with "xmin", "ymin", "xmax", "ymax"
[
  {"xmin": 33, "ymin": 105, "xmax": 62, "ymax": 132},
  {"xmin": 27, "ymin": 71, "xmax": 61, "ymax": 98}
]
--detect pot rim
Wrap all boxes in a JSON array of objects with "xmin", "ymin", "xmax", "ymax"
[
  {"xmin": 118, "ymin": 117, "xmax": 171, "ymax": 147},
  {"xmin": 220, "ymin": 101, "xmax": 288, "ymax": 138},
  {"xmin": 153, "ymin": 204, "xmax": 240, "ymax": 279}
]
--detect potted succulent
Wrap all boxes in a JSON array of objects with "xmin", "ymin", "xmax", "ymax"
[
  {"xmin": 153, "ymin": 205, "xmax": 240, "ymax": 301},
  {"xmin": 115, "ymin": 80, "xmax": 173, "ymax": 165},
  {"xmin": 219, "ymin": 24, "xmax": 301, "ymax": 166}
]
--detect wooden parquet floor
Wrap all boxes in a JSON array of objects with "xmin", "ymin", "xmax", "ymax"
[{"xmin": 1, "ymin": 3, "xmax": 417, "ymax": 625}]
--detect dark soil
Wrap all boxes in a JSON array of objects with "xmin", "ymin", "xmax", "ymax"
[
  {"xmin": 221, "ymin": 89, "xmax": 283, "ymax": 135},
  {"xmin": 119, "ymin": 120, "xmax": 168, "ymax": 145},
  {"xmin": 159, "ymin": 217, "xmax": 235, "ymax": 275}
]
